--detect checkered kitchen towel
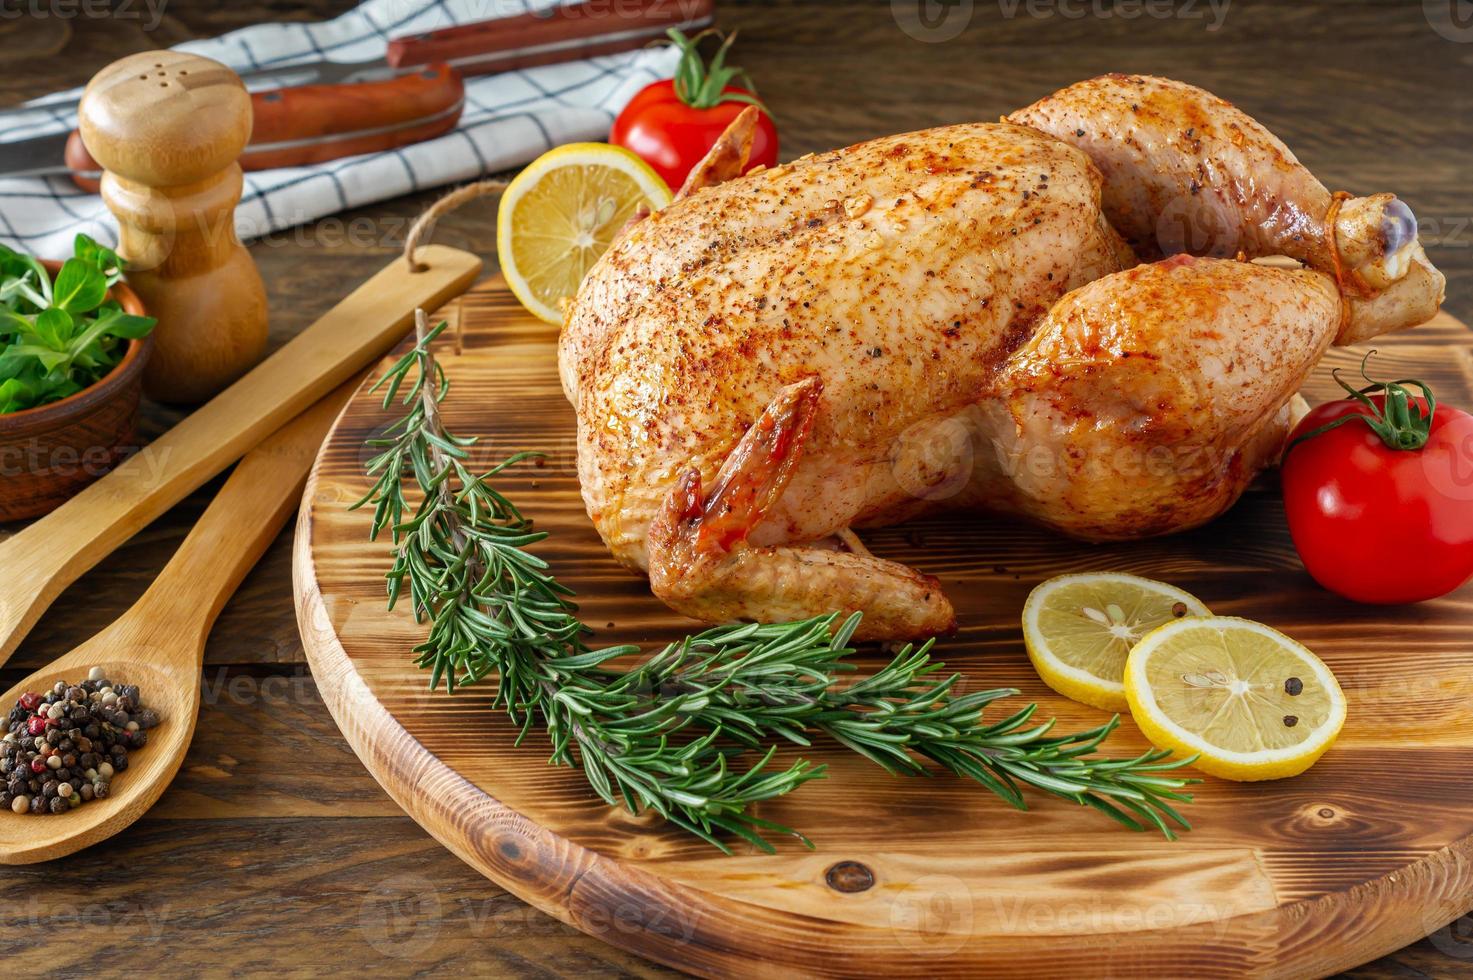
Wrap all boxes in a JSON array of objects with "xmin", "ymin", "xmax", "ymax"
[{"xmin": 0, "ymin": 0, "xmax": 679, "ymax": 258}]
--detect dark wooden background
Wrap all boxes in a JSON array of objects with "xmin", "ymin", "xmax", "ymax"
[{"xmin": 2, "ymin": 1, "xmax": 1470, "ymax": 975}]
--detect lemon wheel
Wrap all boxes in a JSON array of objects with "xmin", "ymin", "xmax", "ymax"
[
  {"xmin": 1022, "ymin": 572, "xmax": 1210, "ymax": 712},
  {"xmin": 1124, "ymin": 616, "xmax": 1347, "ymax": 781},
  {"xmin": 497, "ymin": 142, "xmax": 672, "ymax": 324}
]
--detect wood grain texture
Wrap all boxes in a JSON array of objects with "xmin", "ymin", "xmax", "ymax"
[
  {"xmin": 296, "ymin": 275, "xmax": 1473, "ymax": 977},
  {"xmin": 4, "ymin": 1, "xmax": 1472, "ymax": 974}
]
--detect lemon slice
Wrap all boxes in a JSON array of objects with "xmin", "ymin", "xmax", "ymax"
[
  {"xmin": 1023, "ymin": 573, "xmax": 1210, "ymax": 711},
  {"xmin": 497, "ymin": 142, "xmax": 672, "ymax": 324},
  {"xmin": 1124, "ymin": 617, "xmax": 1346, "ymax": 781}
]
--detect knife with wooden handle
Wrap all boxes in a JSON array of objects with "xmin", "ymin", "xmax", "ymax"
[
  {"xmin": 3, "ymin": 0, "xmax": 716, "ymax": 189},
  {"xmin": 61, "ymin": 64, "xmax": 464, "ymax": 192},
  {"xmin": 386, "ymin": 0, "xmax": 714, "ymax": 72}
]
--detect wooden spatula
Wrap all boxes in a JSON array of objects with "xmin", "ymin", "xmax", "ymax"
[
  {"xmin": 0, "ymin": 382, "xmax": 354, "ymax": 864},
  {"xmin": 0, "ymin": 244, "xmax": 480, "ymax": 666}
]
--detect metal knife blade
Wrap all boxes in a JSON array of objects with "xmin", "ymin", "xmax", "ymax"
[{"xmin": 0, "ymin": 131, "xmax": 73, "ymax": 179}]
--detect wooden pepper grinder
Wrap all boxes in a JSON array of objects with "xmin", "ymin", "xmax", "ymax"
[{"xmin": 79, "ymin": 51, "xmax": 269, "ymax": 404}]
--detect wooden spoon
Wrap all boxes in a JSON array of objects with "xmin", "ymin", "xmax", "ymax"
[{"xmin": 0, "ymin": 381, "xmax": 355, "ymax": 864}]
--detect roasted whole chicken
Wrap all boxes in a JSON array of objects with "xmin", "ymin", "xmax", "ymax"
[{"xmin": 559, "ymin": 74, "xmax": 1445, "ymax": 639}]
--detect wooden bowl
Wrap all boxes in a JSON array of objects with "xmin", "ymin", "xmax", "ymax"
[{"xmin": 0, "ymin": 260, "xmax": 151, "ymax": 522}]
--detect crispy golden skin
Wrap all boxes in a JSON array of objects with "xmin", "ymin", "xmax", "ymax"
[{"xmin": 559, "ymin": 75, "xmax": 1443, "ymax": 638}]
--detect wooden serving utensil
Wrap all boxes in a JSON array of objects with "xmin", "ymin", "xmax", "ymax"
[
  {"xmin": 0, "ymin": 243, "xmax": 481, "ymax": 667},
  {"xmin": 0, "ymin": 382, "xmax": 354, "ymax": 864}
]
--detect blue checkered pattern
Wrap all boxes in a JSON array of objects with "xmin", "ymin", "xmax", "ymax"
[{"xmin": 0, "ymin": 0, "xmax": 678, "ymax": 258}]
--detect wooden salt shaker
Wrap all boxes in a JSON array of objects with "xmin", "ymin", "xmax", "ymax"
[{"xmin": 79, "ymin": 51, "xmax": 269, "ymax": 404}]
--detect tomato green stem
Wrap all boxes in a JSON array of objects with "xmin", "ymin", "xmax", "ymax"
[
  {"xmin": 1286, "ymin": 350, "xmax": 1436, "ymax": 454},
  {"xmin": 666, "ymin": 28, "xmax": 769, "ymax": 114}
]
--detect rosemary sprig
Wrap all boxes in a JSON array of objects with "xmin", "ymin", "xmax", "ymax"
[
  {"xmin": 353, "ymin": 314, "xmax": 1198, "ymax": 852},
  {"xmin": 647, "ymin": 616, "xmax": 1196, "ymax": 837}
]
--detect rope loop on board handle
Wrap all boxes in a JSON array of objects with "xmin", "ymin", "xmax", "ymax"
[{"xmin": 404, "ymin": 177, "xmax": 511, "ymax": 273}]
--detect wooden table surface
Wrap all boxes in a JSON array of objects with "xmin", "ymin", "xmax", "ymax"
[{"xmin": 1, "ymin": 1, "xmax": 1470, "ymax": 975}]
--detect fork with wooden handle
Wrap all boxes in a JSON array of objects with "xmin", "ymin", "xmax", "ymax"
[
  {"xmin": 0, "ymin": 383, "xmax": 355, "ymax": 864},
  {"xmin": 0, "ymin": 244, "xmax": 480, "ymax": 666}
]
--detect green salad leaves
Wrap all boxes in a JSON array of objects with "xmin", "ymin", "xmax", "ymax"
[{"xmin": 0, "ymin": 234, "xmax": 156, "ymax": 415}]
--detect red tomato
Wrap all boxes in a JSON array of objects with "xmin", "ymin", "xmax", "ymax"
[
  {"xmin": 611, "ymin": 79, "xmax": 778, "ymax": 191},
  {"xmin": 1282, "ymin": 390, "xmax": 1473, "ymax": 603}
]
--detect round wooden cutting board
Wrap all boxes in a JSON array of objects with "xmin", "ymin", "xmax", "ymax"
[{"xmin": 294, "ymin": 275, "xmax": 1473, "ymax": 978}]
